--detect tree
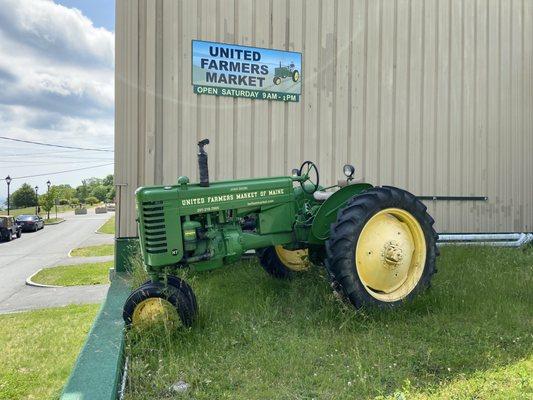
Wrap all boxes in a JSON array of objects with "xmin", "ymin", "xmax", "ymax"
[
  {"xmin": 91, "ymin": 185, "xmax": 109, "ymax": 202},
  {"xmin": 41, "ymin": 187, "xmax": 58, "ymax": 219},
  {"xmin": 10, "ymin": 183, "xmax": 37, "ymax": 208},
  {"xmin": 102, "ymin": 174, "xmax": 114, "ymax": 187},
  {"xmin": 85, "ymin": 196, "xmax": 99, "ymax": 205},
  {"xmin": 55, "ymin": 184, "xmax": 75, "ymax": 201},
  {"xmin": 76, "ymin": 183, "xmax": 89, "ymax": 203},
  {"xmin": 106, "ymin": 187, "xmax": 116, "ymax": 203}
]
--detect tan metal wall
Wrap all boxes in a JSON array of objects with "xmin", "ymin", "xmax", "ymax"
[{"xmin": 115, "ymin": 0, "xmax": 533, "ymax": 238}]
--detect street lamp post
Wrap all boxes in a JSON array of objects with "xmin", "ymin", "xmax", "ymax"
[
  {"xmin": 46, "ymin": 180, "xmax": 51, "ymax": 220},
  {"xmin": 35, "ymin": 186, "xmax": 39, "ymax": 215},
  {"xmin": 5, "ymin": 176, "xmax": 12, "ymax": 216}
]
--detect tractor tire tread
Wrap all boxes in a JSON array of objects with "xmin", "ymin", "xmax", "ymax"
[
  {"xmin": 123, "ymin": 280, "xmax": 197, "ymax": 327},
  {"xmin": 325, "ymin": 186, "xmax": 438, "ymax": 309},
  {"xmin": 257, "ymin": 246, "xmax": 292, "ymax": 279}
]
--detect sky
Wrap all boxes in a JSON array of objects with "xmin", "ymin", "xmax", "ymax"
[{"xmin": 0, "ymin": 0, "xmax": 115, "ymax": 203}]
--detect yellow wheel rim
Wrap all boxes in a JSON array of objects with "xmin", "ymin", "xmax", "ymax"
[
  {"xmin": 293, "ymin": 71, "xmax": 299, "ymax": 81},
  {"xmin": 274, "ymin": 245, "xmax": 309, "ymax": 271},
  {"xmin": 355, "ymin": 208, "xmax": 426, "ymax": 302},
  {"xmin": 132, "ymin": 297, "xmax": 178, "ymax": 326}
]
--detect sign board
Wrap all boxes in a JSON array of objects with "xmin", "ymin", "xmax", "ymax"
[{"xmin": 192, "ymin": 40, "xmax": 302, "ymax": 102}]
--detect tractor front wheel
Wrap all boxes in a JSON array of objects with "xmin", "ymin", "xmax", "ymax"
[
  {"xmin": 325, "ymin": 186, "xmax": 437, "ymax": 309},
  {"xmin": 257, "ymin": 246, "xmax": 309, "ymax": 279},
  {"xmin": 273, "ymin": 76, "xmax": 282, "ymax": 85},
  {"xmin": 123, "ymin": 278, "xmax": 197, "ymax": 328}
]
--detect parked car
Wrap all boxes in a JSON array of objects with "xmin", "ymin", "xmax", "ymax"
[
  {"xmin": 15, "ymin": 214, "xmax": 44, "ymax": 232},
  {"xmin": 0, "ymin": 216, "xmax": 22, "ymax": 241}
]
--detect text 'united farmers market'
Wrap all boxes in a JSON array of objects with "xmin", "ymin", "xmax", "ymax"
[{"xmin": 200, "ymin": 44, "xmax": 269, "ymax": 87}]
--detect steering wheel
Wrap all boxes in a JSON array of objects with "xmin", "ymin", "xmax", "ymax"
[{"xmin": 298, "ymin": 161, "xmax": 320, "ymax": 194}]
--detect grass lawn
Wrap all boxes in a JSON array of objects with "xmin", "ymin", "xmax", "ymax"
[
  {"xmin": 31, "ymin": 261, "xmax": 113, "ymax": 286},
  {"xmin": 0, "ymin": 304, "xmax": 99, "ymax": 400},
  {"xmin": 70, "ymin": 244, "xmax": 114, "ymax": 257},
  {"xmin": 124, "ymin": 246, "xmax": 533, "ymax": 399},
  {"xmin": 98, "ymin": 215, "xmax": 115, "ymax": 235},
  {"xmin": 0, "ymin": 205, "xmax": 73, "ymax": 218},
  {"xmin": 44, "ymin": 217, "xmax": 65, "ymax": 225}
]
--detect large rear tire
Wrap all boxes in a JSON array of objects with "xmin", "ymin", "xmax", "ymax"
[
  {"xmin": 325, "ymin": 186, "xmax": 438, "ymax": 309},
  {"xmin": 292, "ymin": 70, "xmax": 300, "ymax": 82},
  {"xmin": 257, "ymin": 246, "xmax": 309, "ymax": 279}
]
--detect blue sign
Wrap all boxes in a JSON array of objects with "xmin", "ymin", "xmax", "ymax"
[{"xmin": 192, "ymin": 40, "xmax": 302, "ymax": 102}]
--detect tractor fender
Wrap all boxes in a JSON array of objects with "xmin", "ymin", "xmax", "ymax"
[{"xmin": 310, "ymin": 183, "xmax": 373, "ymax": 242}]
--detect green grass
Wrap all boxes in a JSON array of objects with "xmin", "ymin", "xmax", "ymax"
[
  {"xmin": 70, "ymin": 244, "xmax": 114, "ymax": 257},
  {"xmin": 0, "ymin": 205, "xmax": 73, "ymax": 218},
  {"xmin": 44, "ymin": 217, "xmax": 64, "ymax": 225},
  {"xmin": 97, "ymin": 216, "xmax": 115, "ymax": 235},
  {"xmin": 0, "ymin": 203, "xmax": 105, "ymax": 218},
  {"xmin": 0, "ymin": 304, "xmax": 99, "ymax": 400},
  {"xmin": 124, "ymin": 246, "xmax": 533, "ymax": 399},
  {"xmin": 31, "ymin": 261, "xmax": 113, "ymax": 286}
]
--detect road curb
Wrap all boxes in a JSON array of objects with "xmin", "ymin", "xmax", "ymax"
[
  {"xmin": 44, "ymin": 219, "xmax": 66, "ymax": 226},
  {"xmin": 25, "ymin": 269, "xmax": 63, "ymax": 288},
  {"xmin": 94, "ymin": 213, "xmax": 115, "ymax": 235}
]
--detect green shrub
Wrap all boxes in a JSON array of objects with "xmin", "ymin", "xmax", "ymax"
[{"xmin": 85, "ymin": 196, "xmax": 99, "ymax": 206}]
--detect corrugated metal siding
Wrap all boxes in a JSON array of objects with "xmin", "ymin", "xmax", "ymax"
[{"xmin": 115, "ymin": 0, "xmax": 533, "ymax": 238}]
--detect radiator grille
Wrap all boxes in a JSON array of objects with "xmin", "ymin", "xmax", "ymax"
[{"xmin": 141, "ymin": 201, "xmax": 167, "ymax": 254}]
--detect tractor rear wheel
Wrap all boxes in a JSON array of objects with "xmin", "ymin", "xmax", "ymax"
[
  {"xmin": 257, "ymin": 246, "xmax": 309, "ymax": 279},
  {"xmin": 292, "ymin": 70, "xmax": 300, "ymax": 82},
  {"xmin": 325, "ymin": 186, "xmax": 437, "ymax": 309},
  {"xmin": 123, "ymin": 279, "xmax": 197, "ymax": 328}
]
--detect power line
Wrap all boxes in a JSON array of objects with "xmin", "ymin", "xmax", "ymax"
[
  {"xmin": 1, "ymin": 149, "xmax": 89, "ymax": 157},
  {"xmin": 0, "ymin": 163, "xmax": 114, "ymax": 180},
  {"xmin": 0, "ymin": 136, "xmax": 114, "ymax": 153},
  {"xmin": 0, "ymin": 159, "xmax": 114, "ymax": 166},
  {"xmin": 3, "ymin": 154, "xmax": 114, "ymax": 161}
]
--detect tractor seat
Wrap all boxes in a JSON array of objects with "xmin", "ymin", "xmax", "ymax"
[{"xmin": 313, "ymin": 190, "xmax": 334, "ymax": 202}]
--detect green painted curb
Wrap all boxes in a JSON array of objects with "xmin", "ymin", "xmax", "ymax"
[{"xmin": 60, "ymin": 273, "xmax": 131, "ymax": 400}]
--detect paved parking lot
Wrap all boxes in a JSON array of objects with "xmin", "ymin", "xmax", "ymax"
[{"xmin": 0, "ymin": 211, "xmax": 114, "ymax": 313}]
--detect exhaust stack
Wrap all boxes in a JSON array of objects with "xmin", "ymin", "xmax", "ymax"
[{"xmin": 197, "ymin": 139, "xmax": 210, "ymax": 187}]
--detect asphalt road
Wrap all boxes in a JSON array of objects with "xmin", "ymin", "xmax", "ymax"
[{"xmin": 0, "ymin": 211, "xmax": 114, "ymax": 313}]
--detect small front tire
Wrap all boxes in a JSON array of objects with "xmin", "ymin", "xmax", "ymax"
[{"xmin": 123, "ymin": 279, "xmax": 197, "ymax": 328}]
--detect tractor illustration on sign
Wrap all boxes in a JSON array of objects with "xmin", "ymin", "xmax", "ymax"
[
  {"xmin": 123, "ymin": 139, "xmax": 438, "ymax": 329},
  {"xmin": 273, "ymin": 62, "xmax": 300, "ymax": 85}
]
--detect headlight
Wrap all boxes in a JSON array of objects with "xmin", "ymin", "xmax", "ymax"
[{"xmin": 343, "ymin": 164, "xmax": 355, "ymax": 179}]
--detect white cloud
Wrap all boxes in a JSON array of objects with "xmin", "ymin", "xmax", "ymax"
[{"xmin": 0, "ymin": 0, "xmax": 114, "ymax": 145}]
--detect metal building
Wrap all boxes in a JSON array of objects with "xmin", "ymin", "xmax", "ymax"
[{"xmin": 115, "ymin": 0, "xmax": 533, "ymax": 244}]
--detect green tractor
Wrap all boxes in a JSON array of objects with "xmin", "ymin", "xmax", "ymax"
[
  {"xmin": 273, "ymin": 62, "xmax": 300, "ymax": 85},
  {"xmin": 123, "ymin": 139, "xmax": 438, "ymax": 328}
]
